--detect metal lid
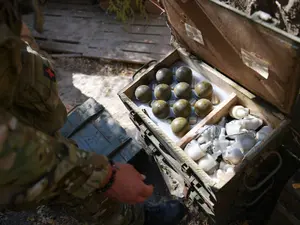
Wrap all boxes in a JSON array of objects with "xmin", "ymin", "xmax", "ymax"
[{"xmin": 162, "ymin": 0, "xmax": 300, "ymax": 115}]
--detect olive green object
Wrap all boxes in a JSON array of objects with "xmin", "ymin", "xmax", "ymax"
[
  {"xmin": 171, "ymin": 117, "xmax": 190, "ymax": 137},
  {"xmin": 174, "ymin": 82, "xmax": 191, "ymax": 99},
  {"xmin": 175, "ymin": 66, "xmax": 193, "ymax": 84},
  {"xmin": 156, "ymin": 68, "xmax": 173, "ymax": 84},
  {"xmin": 154, "ymin": 84, "xmax": 172, "ymax": 101},
  {"xmin": 194, "ymin": 99, "xmax": 213, "ymax": 117},
  {"xmin": 195, "ymin": 81, "xmax": 213, "ymax": 99},
  {"xmin": 173, "ymin": 99, "xmax": 191, "ymax": 118},
  {"xmin": 135, "ymin": 85, "xmax": 152, "ymax": 103},
  {"xmin": 152, "ymin": 100, "xmax": 170, "ymax": 119}
]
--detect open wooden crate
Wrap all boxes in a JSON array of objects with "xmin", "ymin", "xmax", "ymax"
[{"xmin": 119, "ymin": 48, "xmax": 289, "ymax": 224}]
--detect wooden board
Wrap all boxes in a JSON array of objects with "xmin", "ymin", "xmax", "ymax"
[
  {"xmin": 162, "ymin": 0, "xmax": 300, "ymax": 115},
  {"xmin": 177, "ymin": 93, "xmax": 238, "ymax": 148},
  {"xmin": 60, "ymin": 98, "xmax": 141, "ymax": 163},
  {"xmin": 23, "ymin": 0, "xmax": 173, "ymax": 63},
  {"xmin": 118, "ymin": 48, "xmax": 290, "ymax": 224}
]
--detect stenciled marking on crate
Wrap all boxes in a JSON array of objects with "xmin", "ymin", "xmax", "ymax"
[
  {"xmin": 185, "ymin": 23, "xmax": 204, "ymax": 45},
  {"xmin": 241, "ymin": 49, "xmax": 269, "ymax": 79}
]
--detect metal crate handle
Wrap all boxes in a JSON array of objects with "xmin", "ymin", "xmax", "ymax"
[
  {"xmin": 243, "ymin": 151, "xmax": 282, "ymax": 192},
  {"xmin": 244, "ymin": 178, "xmax": 274, "ymax": 207}
]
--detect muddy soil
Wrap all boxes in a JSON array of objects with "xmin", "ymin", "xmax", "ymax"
[{"xmin": 220, "ymin": 0, "xmax": 300, "ymax": 37}]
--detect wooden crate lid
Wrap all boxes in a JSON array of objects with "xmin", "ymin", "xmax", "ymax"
[{"xmin": 162, "ymin": 0, "xmax": 300, "ymax": 115}]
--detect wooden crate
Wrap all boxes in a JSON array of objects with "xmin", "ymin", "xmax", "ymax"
[{"xmin": 119, "ymin": 48, "xmax": 289, "ymax": 224}]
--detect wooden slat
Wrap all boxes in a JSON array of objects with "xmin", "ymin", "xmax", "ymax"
[
  {"xmin": 51, "ymin": 53, "xmax": 83, "ymax": 58},
  {"xmin": 34, "ymin": 15, "xmax": 170, "ymax": 35},
  {"xmin": 23, "ymin": 10, "xmax": 169, "ymax": 35},
  {"xmin": 36, "ymin": 37, "xmax": 171, "ymax": 58},
  {"xmin": 23, "ymin": 1, "xmax": 171, "ymax": 62},
  {"xmin": 84, "ymin": 48, "xmax": 164, "ymax": 64},
  {"xmin": 60, "ymin": 97, "xmax": 141, "ymax": 163},
  {"xmin": 49, "ymin": 0, "xmax": 90, "ymax": 4},
  {"xmin": 46, "ymin": 2, "xmax": 102, "ymax": 10},
  {"xmin": 37, "ymin": 40, "xmax": 86, "ymax": 54},
  {"xmin": 177, "ymin": 93, "xmax": 238, "ymax": 148},
  {"xmin": 89, "ymin": 41, "xmax": 173, "ymax": 55},
  {"xmin": 42, "ymin": 8, "xmax": 167, "ymax": 26},
  {"xmin": 31, "ymin": 29, "xmax": 171, "ymax": 44},
  {"xmin": 36, "ymin": 39, "xmax": 166, "ymax": 63}
]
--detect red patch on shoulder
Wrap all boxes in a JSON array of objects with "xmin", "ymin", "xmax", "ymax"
[{"xmin": 43, "ymin": 65, "xmax": 56, "ymax": 82}]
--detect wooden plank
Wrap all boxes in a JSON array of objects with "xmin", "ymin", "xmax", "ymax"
[
  {"xmin": 31, "ymin": 29, "xmax": 171, "ymax": 45},
  {"xmin": 38, "ymin": 37, "xmax": 169, "ymax": 64},
  {"xmin": 35, "ymin": 39, "xmax": 166, "ymax": 63},
  {"xmin": 49, "ymin": 0, "xmax": 89, "ymax": 4},
  {"xmin": 42, "ymin": 8, "xmax": 167, "ymax": 25},
  {"xmin": 46, "ymin": 2, "xmax": 102, "ymax": 10},
  {"xmin": 44, "ymin": 0, "xmax": 167, "ymax": 25},
  {"xmin": 84, "ymin": 48, "xmax": 164, "ymax": 64},
  {"xmin": 177, "ymin": 93, "xmax": 238, "ymax": 148},
  {"xmin": 89, "ymin": 41, "xmax": 173, "ymax": 55},
  {"xmin": 23, "ymin": 1, "xmax": 171, "ymax": 62},
  {"xmin": 36, "ymin": 40, "xmax": 87, "ymax": 53},
  {"xmin": 51, "ymin": 53, "xmax": 83, "ymax": 58},
  {"xmin": 35, "ymin": 16, "xmax": 170, "ymax": 36},
  {"xmin": 60, "ymin": 97, "xmax": 139, "ymax": 163},
  {"xmin": 60, "ymin": 98, "xmax": 104, "ymax": 138},
  {"xmin": 23, "ymin": 15, "xmax": 170, "ymax": 41},
  {"xmin": 120, "ymin": 43, "xmax": 172, "ymax": 55}
]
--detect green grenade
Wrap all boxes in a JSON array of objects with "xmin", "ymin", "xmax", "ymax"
[
  {"xmin": 152, "ymin": 100, "xmax": 170, "ymax": 119},
  {"xmin": 195, "ymin": 81, "xmax": 213, "ymax": 99},
  {"xmin": 156, "ymin": 68, "xmax": 173, "ymax": 84},
  {"xmin": 135, "ymin": 85, "xmax": 152, "ymax": 103},
  {"xmin": 173, "ymin": 99, "xmax": 191, "ymax": 118},
  {"xmin": 154, "ymin": 84, "xmax": 172, "ymax": 101},
  {"xmin": 174, "ymin": 82, "xmax": 191, "ymax": 100},
  {"xmin": 175, "ymin": 66, "xmax": 193, "ymax": 84},
  {"xmin": 171, "ymin": 117, "xmax": 190, "ymax": 137},
  {"xmin": 194, "ymin": 99, "xmax": 213, "ymax": 117}
]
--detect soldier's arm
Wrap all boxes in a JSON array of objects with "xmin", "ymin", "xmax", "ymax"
[{"xmin": 0, "ymin": 108, "xmax": 112, "ymax": 210}]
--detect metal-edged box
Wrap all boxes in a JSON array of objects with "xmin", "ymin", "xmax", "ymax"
[{"xmin": 118, "ymin": 0, "xmax": 300, "ymax": 224}]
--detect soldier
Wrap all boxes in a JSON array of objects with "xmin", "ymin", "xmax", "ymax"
[{"xmin": 0, "ymin": 1, "xmax": 186, "ymax": 225}]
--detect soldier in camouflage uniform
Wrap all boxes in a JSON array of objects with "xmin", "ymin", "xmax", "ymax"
[{"xmin": 0, "ymin": 1, "xmax": 186, "ymax": 225}]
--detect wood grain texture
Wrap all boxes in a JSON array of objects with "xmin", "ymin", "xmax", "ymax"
[
  {"xmin": 177, "ymin": 93, "xmax": 238, "ymax": 148},
  {"xmin": 23, "ymin": 0, "xmax": 173, "ymax": 63},
  {"xmin": 162, "ymin": 0, "xmax": 300, "ymax": 114},
  {"xmin": 60, "ymin": 98, "xmax": 141, "ymax": 163}
]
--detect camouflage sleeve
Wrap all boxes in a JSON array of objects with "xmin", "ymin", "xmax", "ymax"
[{"xmin": 0, "ymin": 108, "xmax": 111, "ymax": 211}]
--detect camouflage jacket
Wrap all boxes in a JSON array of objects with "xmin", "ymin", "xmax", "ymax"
[
  {"xmin": 0, "ymin": 109, "xmax": 111, "ymax": 210},
  {"xmin": 0, "ymin": 1, "xmax": 111, "ymax": 211}
]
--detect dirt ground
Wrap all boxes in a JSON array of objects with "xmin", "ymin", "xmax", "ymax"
[
  {"xmin": 54, "ymin": 57, "xmax": 141, "ymax": 138},
  {"xmin": 220, "ymin": 0, "xmax": 300, "ymax": 37}
]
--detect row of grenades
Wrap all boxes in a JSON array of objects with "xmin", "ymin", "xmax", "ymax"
[{"xmin": 135, "ymin": 66, "xmax": 214, "ymax": 137}]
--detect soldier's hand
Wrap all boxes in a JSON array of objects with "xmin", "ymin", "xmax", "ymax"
[{"xmin": 104, "ymin": 163, "xmax": 154, "ymax": 204}]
